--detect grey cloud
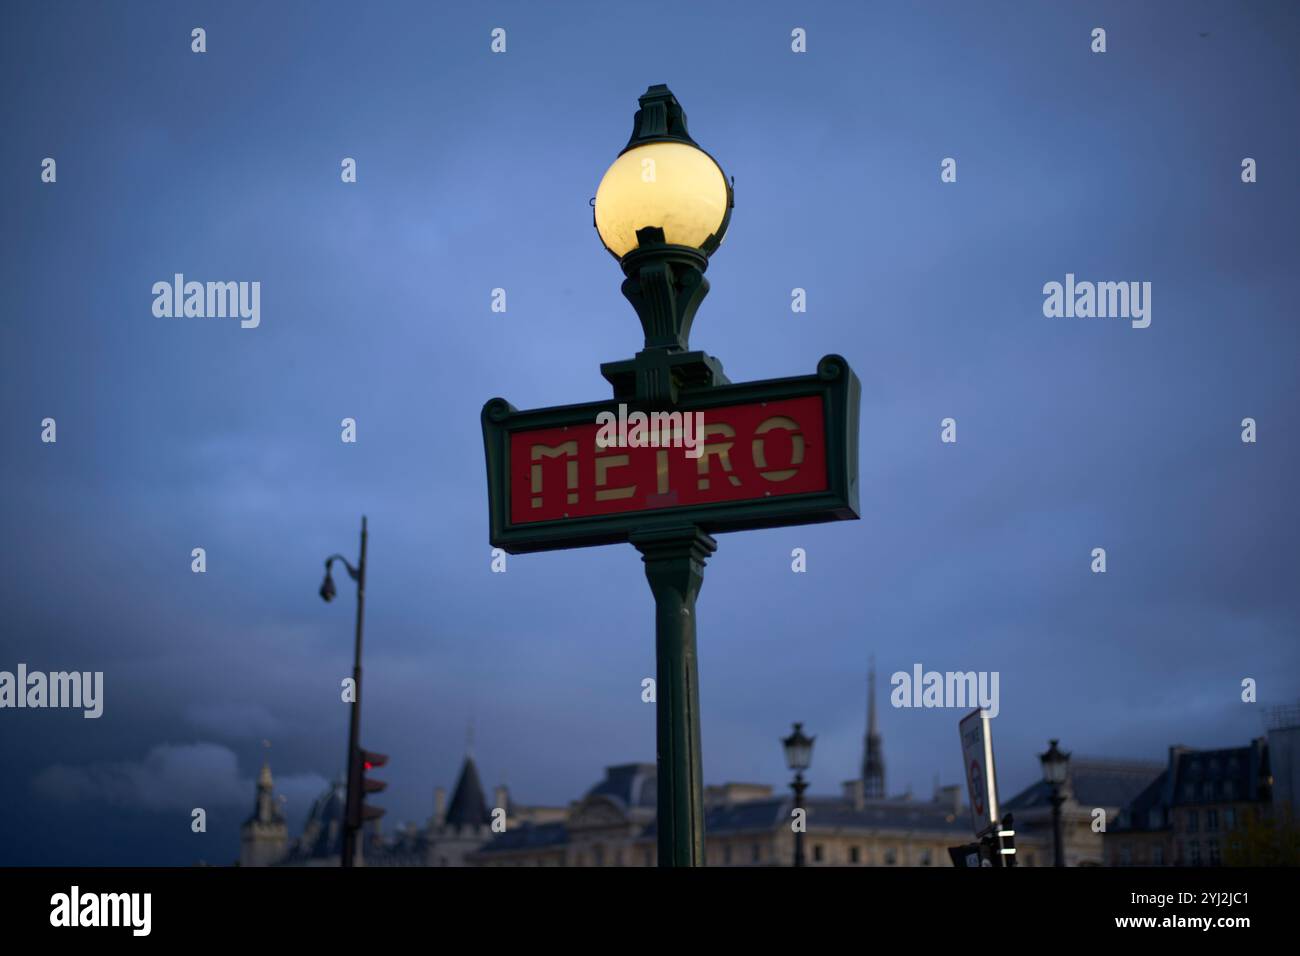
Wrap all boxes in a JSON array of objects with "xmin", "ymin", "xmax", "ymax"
[{"xmin": 31, "ymin": 742, "xmax": 327, "ymax": 815}]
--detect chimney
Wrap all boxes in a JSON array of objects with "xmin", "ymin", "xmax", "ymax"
[
  {"xmin": 938, "ymin": 784, "xmax": 962, "ymax": 815},
  {"xmin": 494, "ymin": 785, "xmax": 509, "ymax": 814},
  {"xmin": 842, "ymin": 779, "xmax": 865, "ymax": 811},
  {"xmin": 433, "ymin": 786, "xmax": 446, "ymax": 826}
]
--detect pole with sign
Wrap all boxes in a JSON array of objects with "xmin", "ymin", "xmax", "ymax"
[
  {"xmin": 481, "ymin": 86, "xmax": 861, "ymax": 866},
  {"xmin": 959, "ymin": 706, "xmax": 1001, "ymax": 838}
]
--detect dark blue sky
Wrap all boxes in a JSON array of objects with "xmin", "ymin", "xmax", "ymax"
[{"xmin": 2, "ymin": 0, "xmax": 1297, "ymax": 865}]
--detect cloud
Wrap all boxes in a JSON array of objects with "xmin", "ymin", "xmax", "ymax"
[
  {"xmin": 31, "ymin": 742, "xmax": 327, "ymax": 815},
  {"xmin": 184, "ymin": 702, "xmax": 282, "ymax": 739}
]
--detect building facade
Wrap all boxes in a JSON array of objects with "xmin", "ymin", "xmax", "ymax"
[
  {"xmin": 467, "ymin": 764, "xmax": 972, "ymax": 867},
  {"xmin": 1001, "ymin": 757, "xmax": 1164, "ymax": 867},
  {"xmin": 1105, "ymin": 737, "xmax": 1277, "ymax": 866}
]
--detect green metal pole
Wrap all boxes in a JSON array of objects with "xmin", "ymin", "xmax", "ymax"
[
  {"xmin": 342, "ymin": 515, "xmax": 367, "ymax": 868},
  {"xmin": 631, "ymin": 524, "xmax": 716, "ymax": 867}
]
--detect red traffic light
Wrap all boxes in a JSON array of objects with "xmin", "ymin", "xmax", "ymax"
[
  {"xmin": 358, "ymin": 748, "xmax": 387, "ymax": 817},
  {"xmin": 345, "ymin": 747, "xmax": 389, "ymax": 830}
]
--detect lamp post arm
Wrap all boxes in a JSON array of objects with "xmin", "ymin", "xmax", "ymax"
[{"xmin": 325, "ymin": 554, "xmax": 360, "ymax": 581}]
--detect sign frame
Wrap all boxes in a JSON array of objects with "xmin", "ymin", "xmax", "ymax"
[
  {"xmin": 959, "ymin": 706, "xmax": 1001, "ymax": 838},
  {"xmin": 482, "ymin": 354, "xmax": 860, "ymax": 554}
]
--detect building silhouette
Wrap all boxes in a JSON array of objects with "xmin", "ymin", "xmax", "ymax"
[
  {"xmin": 240, "ymin": 693, "xmax": 1300, "ymax": 867},
  {"xmin": 240, "ymin": 665, "xmax": 981, "ymax": 866}
]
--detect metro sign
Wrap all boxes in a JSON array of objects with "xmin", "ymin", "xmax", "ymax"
[{"xmin": 482, "ymin": 354, "xmax": 860, "ymax": 553}]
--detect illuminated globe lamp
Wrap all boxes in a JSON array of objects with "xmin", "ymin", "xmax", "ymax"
[{"xmin": 595, "ymin": 85, "xmax": 735, "ymax": 404}]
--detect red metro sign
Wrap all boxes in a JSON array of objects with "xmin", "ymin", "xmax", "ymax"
[
  {"xmin": 482, "ymin": 354, "xmax": 860, "ymax": 554},
  {"xmin": 512, "ymin": 395, "xmax": 826, "ymax": 524}
]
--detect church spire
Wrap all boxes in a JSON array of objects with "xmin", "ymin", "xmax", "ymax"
[
  {"xmin": 862, "ymin": 657, "xmax": 886, "ymax": 799},
  {"xmin": 868, "ymin": 656, "xmax": 878, "ymax": 736},
  {"xmin": 250, "ymin": 740, "xmax": 283, "ymax": 825},
  {"xmin": 241, "ymin": 740, "xmax": 288, "ymax": 866}
]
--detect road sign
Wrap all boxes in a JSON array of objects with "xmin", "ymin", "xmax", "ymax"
[
  {"xmin": 959, "ymin": 707, "xmax": 1000, "ymax": 837},
  {"xmin": 482, "ymin": 354, "xmax": 860, "ymax": 553}
]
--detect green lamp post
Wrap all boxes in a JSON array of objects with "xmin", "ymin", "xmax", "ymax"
[
  {"xmin": 1040, "ymin": 739, "xmax": 1071, "ymax": 868},
  {"xmin": 782, "ymin": 722, "xmax": 815, "ymax": 867},
  {"xmin": 593, "ymin": 85, "xmax": 733, "ymax": 866}
]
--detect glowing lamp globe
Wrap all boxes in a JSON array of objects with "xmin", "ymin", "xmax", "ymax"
[
  {"xmin": 594, "ymin": 85, "xmax": 732, "ymax": 262},
  {"xmin": 595, "ymin": 141, "xmax": 730, "ymax": 259}
]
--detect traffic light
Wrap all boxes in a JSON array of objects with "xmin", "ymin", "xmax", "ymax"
[
  {"xmin": 359, "ymin": 749, "xmax": 388, "ymax": 822},
  {"xmin": 346, "ymin": 746, "xmax": 388, "ymax": 830}
]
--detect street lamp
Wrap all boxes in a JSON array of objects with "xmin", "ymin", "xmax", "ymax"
[
  {"xmin": 480, "ymin": 83, "xmax": 861, "ymax": 869},
  {"xmin": 321, "ymin": 516, "xmax": 368, "ymax": 868},
  {"xmin": 782, "ymin": 722, "xmax": 815, "ymax": 867},
  {"xmin": 1039, "ymin": 738, "xmax": 1071, "ymax": 868},
  {"xmin": 594, "ymin": 85, "xmax": 737, "ymax": 869},
  {"xmin": 594, "ymin": 84, "xmax": 734, "ymax": 404}
]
